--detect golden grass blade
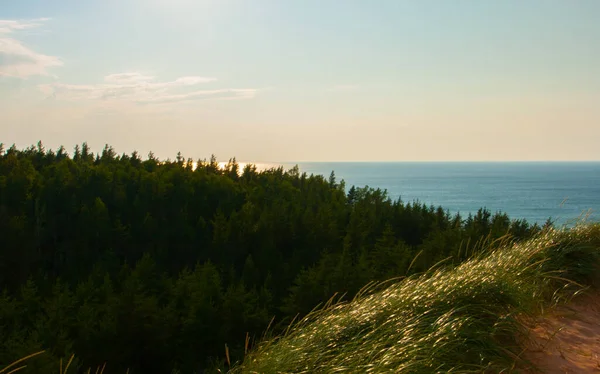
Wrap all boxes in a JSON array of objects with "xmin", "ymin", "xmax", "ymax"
[
  {"xmin": 64, "ymin": 354, "xmax": 75, "ymax": 374},
  {"xmin": 428, "ymin": 256, "xmax": 453, "ymax": 273},
  {"xmin": 323, "ymin": 292, "xmax": 338, "ymax": 310},
  {"xmin": 225, "ymin": 344, "xmax": 231, "ymax": 368},
  {"xmin": 0, "ymin": 351, "xmax": 45, "ymax": 374},
  {"xmin": 406, "ymin": 249, "xmax": 422, "ymax": 274},
  {"xmin": 261, "ymin": 316, "xmax": 276, "ymax": 340},
  {"xmin": 5, "ymin": 366, "xmax": 27, "ymax": 374},
  {"xmin": 284, "ymin": 314, "xmax": 299, "ymax": 337}
]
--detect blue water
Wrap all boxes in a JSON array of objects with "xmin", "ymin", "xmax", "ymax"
[{"xmin": 285, "ymin": 162, "xmax": 600, "ymax": 226}]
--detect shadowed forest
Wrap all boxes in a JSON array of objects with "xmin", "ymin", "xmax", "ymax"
[{"xmin": 0, "ymin": 142, "xmax": 548, "ymax": 373}]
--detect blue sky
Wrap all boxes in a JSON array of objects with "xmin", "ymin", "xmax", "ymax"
[{"xmin": 1, "ymin": 0, "xmax": 599, "ymax": 161}]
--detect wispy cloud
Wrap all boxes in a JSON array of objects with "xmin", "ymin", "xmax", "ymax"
[
  {"xmin": 0, "ymin": 18, "xmax": 50, "ymax": 33},
  {"xmin": 1, "ymin": 19, "xmax": 255, "ymax": 102},
  {"xmin": 139, "ymin": 89, "xmax": 257, "ymax": 103},
  {"xmin": 103, "ymin": 73, "xmax": 156, "ymax": 84},
  {"xmin": 39, "ymin": 73, "xmax": 257, "ymax": 103},
  {"xmin": 0, "ymin": 18, "xmax": 62, "ymax": 78}
]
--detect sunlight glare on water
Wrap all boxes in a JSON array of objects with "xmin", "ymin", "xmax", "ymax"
[{"xmin": 187, "ymin": 161, "xmax": 278, "ymax": 173}]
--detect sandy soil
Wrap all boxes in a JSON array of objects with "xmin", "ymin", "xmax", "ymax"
[{"xmin": 522, "ymin": 292, "xmax": 600, "ymax": 373}]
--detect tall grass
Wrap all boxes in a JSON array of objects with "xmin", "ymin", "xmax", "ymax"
[{"xmin": 233, "ymin": 224, "xmax": 600, "ymax": 373}]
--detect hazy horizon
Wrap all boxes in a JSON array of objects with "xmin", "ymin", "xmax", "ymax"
[{"xmin": 2, "ymin": 1, "xmax": 600, "ymax": 162}]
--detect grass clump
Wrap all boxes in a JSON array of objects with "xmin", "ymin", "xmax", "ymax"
[{"xmin": 234, "ymin": 223, "xmax": 600, "ymax": 373}]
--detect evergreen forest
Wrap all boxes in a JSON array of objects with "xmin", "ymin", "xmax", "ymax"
[{"xmin": 0, "ymin": 142, "xmax": 547, "ymax": 373}]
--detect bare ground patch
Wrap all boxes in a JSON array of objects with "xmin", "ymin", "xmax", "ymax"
[{"xmin": 522, "ymin": 292, "xmax": 600, "ymax": 373}]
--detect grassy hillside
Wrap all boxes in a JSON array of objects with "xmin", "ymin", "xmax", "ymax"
[{"xmin": 233, "ymin": 223, "xmax": 600, "ymax": 373}]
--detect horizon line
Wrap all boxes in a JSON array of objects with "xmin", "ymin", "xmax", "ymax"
[{"xmin": 240, "ymin": 160, "xmax": 600, "ymax": 164}]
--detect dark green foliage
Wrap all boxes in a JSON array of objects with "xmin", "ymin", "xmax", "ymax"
[{"xmin": 0, "ymin": 142, "xmax": 543, "ymax": 373}]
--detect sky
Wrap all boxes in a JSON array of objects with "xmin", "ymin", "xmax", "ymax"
[{"xmin": 1, "ymin": 0, "xmax": 599, "ymax": 162}]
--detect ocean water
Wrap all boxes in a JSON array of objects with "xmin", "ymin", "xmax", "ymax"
[{"xmin": 279, "ymin": 162, "xmax": 600, "ymax": 226}]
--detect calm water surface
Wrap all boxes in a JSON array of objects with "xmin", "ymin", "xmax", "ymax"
[{"xmin": 277, "ymin": 162, "xmax": 600, "ymax": 225}]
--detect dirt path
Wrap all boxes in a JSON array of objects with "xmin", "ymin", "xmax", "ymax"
[{"xmin": 522, "ymin": 292, "xmax": 600, "ymax": 373}]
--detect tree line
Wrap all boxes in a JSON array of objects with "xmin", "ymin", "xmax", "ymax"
[{"xmin": 0, "ymin": 142, "xmax": 546, "ymax": 373}]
